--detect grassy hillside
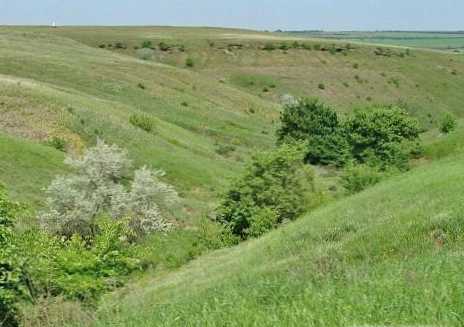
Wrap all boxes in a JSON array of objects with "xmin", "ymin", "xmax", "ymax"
[
  {"xmin": 2, "ymin": 26, "xmax": 464, "ymax": 327},
  {"xmin": 1, "ymin": 27, "xmax": 464, "ymax": 212},
  {"xmin": 0, "ymin": 29, "xmax": 278, "ymax": 217},
  {"xmin": 80, "ymin": 150, "xmax": 464, "ymax": 326},
  {"xmin": 30, "ymin": 26, "xmax": 464, "ymax": 128}
]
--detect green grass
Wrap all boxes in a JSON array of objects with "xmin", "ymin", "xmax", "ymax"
[
  {"xmin": 0, "ymin": 29, "xmax": 279, "ymax": 218},
  {"xmin": 0, "ymin": 133, "xmax": 66, "ymax": 208},
  {"xmin": 2, "ymin": 26, "xmax": 464, "ymax": 327},
  {"xmin": 67, "ymin": 151, "xmax": 464, "ymax": 326}
]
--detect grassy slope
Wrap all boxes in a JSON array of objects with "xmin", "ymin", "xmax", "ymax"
[
  {"xmin": 0, "ymin": 29, "xmax": 278, "ymax": 217},
  {"xmin": 39, "ymin": 26, "xmax": 464, "ymax": 128},
  {"xmin": 90, "ymin": 149, "xmax": 464, "ymax": 326},
  {"xmin": 2, "ymin": 27, "xmax": 464, "ymax": 210}
]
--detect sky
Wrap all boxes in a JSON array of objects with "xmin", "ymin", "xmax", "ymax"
[{"xmin": 0, "ymin": 0, "xmax": 462, "ymax": 31}]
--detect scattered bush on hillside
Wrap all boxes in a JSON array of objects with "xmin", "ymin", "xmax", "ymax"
[
  {"xmin": 277, "ymin": 98, "xmax": 351, "ymax": 166},
  {"xmin": 158, "ymin": 42, "xmax": 170, "ymax": 51},
  {"xmin": 318, "ymin": 83, "xmax": 326, "ymax": 90},
  {"xmin": 39, "ymin": 140, "xmax": 177, "ymax": 238},
  {"xmin": 215, "ymin": 144, "xmax": 236, "ymax": 157},
  {"xmin": 439, "ymin": 113, "xmax": 457, "ymax": 134},
  {"xmin": 46, "ymin": 136, "xmax": 67, "ymax": 152},
  {"xmin": 0, "ymin": 186, "xmax": 24, "ymax": 327},
  {"xmin": 141, "ymin": 40, "xmax": 153, "ymax": 49},
  {"xmin": 114, "ymin": 42, "xmax": 127, "ymax": 49},
  {"xmin": 341, "ymin": 164, "xmax": 384, "ymax": 194},
  {"xmin": 185, "ymin": 58, "xmax": 195, "ymax": 68},
  {"xmin": 136, "ymin": 48, "xmax": 154, "ymax": 61},
  {"xmin": 129, "ymin": 113, "xmax": 155, "ymax": 133},
  {"xmin": 216, "ymin": 144, "xmax": 315, "ymax": 239},
  {"xmin": 344, "ymin": 106, "xmax": 421, "ymax": 170}
]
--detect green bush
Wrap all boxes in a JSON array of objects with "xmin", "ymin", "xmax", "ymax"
[
  {"xmin": 158, "ymin": 42, "xmax": 170, "ymax": 51},
  {"xmin": 215, "ymin": 144, "xmax": 236, "ymax": 156},
  {"xmin": 216, "ymin": 144, "xmax": 314, "ymax": 239},
  {"xmin": 46, "ymin": 136, "xmax": 67, "ymax": 152},
  {"xmin": 277, "ymin": 98, "xmax": 351, "ymax": 166},
  {"xmin": 17, "ymin": 218, "xmax": 140, "ymax": 304},
  {"xmin": 341, "ymin": 164, "xmax": 384, "ymax": 194},
  {"xmin": 129, "ymin": 113, "xmax": 155, "ymax": 133},
  {"xmin": 318, "ymin": 83, "xmax": 326, "ymax": 90},
  {"xmin": 343, "ymin": 106, "xmax": 421, "ymax": 169},
  {"xmin": 0, "ymin": 186, "xmax": 24, "ymax": 327},
  {"xmin": 185, "ymin": 58, "xmax": 195, "ymax": 68},
  {"xmin": 141, "ymin": 40, "xmax": 153, "ymax": 49},
  {"xmin": 439, "ymin": 113, "xmax": 457, "ymax": 134}
]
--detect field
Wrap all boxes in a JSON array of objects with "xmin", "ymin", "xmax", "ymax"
[
  {"xmin": 1, "ymin": 26, "xmax": 464, "ymax": 326},
  {"xmin": 286, "ymin": 31, "xmax": 464, "ymax": 52}
]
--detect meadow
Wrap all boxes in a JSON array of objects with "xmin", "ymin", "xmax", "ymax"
[{"xmin": 0, "ymin": 26, "xmax": 464, "ymax": 326}]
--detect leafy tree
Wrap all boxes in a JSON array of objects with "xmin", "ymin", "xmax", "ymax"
[
  {"xmin": 39, "ymin": 140, "xmax": 178, "ymax": 238},
  {"xmin": 277, "ymin": 98, "xmax": 351, "ymax": 166},
  {"xmin": 439, "ymin": 113, "xmax": 457, "ymax": 134},
  {"xmin": 343, "ymin": 106, "xmax": 420, "ymax": 169},
  {"xmin": 216, "ymin": 144, "xmax": 314, "ymax": 239},
  {"xmin": 0, "ymin": 186, "xmax": 24, "ymax": 327}
]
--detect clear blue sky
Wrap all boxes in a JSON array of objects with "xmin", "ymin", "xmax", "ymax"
[{"xmin": 0, "ymin": 0, "xmax": 462, "ymax": 31}]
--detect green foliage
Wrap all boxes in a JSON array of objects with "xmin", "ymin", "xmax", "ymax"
[
  {"xmin": 46, "ymin": 136, "xmax": 67, "ymax": 152},
  {"xmin": 215, "ymin": 144, "xmax": 236, "ymax": 156},
  {"xmin": 158, "ymin": 42, "xmax": 170, "ymax": 51},
  {"xmin": 0, "ymin": 186, "xmax": 24, "ymax": 327},
  {"xmin": 341, "ymin": 164, "xmax": 384, "ymax": 194},
  {"xmin": 439, "ymin": 113, "xmax": 457, "ymax": 134},
  {"xmin": 277, "ymin": 98, "xmax": 351, "ymax": 166},
  {"xmin": 17, "ymin": 218, "xmax": 141, "ymax": 304},
  {"xmin": 185, "ymin": 57, "xmax": 195, "ymax": 68},
  {"xmin": 141, "ymin": 40, "xmax": 153, "ymax": 49},
  {"xmin": 318, "ymin": 83, "xmax": 326, "ymax": 90},
  {"xmin": 344, "ymin": 106, "xmax": 421, "ymax": 169},
  {"xmin": 216, "ymin": 144, "xmax": 314, "ymax": 239},
  {"xmin": 129, "ymin": 113, "xmax": 155, "ymax": 133}
]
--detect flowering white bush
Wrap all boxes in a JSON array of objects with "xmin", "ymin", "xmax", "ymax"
[{"xmin": 40, "ymin": 140, "xmax": 178, "ymax": 237}]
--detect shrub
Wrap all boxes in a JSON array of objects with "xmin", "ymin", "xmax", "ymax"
[
  {"xmin": 341, "ymin": 164, "xmax": 384, "ymax": 194},
  {"xmin": 318, "ymin": 83, "xmax": 326, "ymax": 90},
  {"xmin": 277, "ymin": 98, "xmax": 351, "ymax": 166},
  {"xmin": 343, "ymin": 106, "xmax": 421, "ymax": 169},
  {"xmin": 129, "ymin": 113, "xmax": 155, "ymax": 132},
  {"xmin": 185, "ymin": 58, "xmax": 195, "ymax": 68},
  {"xmin": 0, "ymin": 186, "xmax": 24, "ymax": 327},
  {"xmin": 46, "ymin": 136, "xmax": 67, "ymax": 152},
  {"xmin": 114, "ymin": 42, "xmax": 127, "ymax": 49},
  {"xmin": 215, "ymin": 144, "xmax": 236, "ymax": 156},
  {"xmin": 216, "ymin": 144, "xmax": 314, "ymax": 239},
  {"xmin": 39, "ymin": 140, "xmax": 178, "ymax": 238},
  {"xmin": 439, "ymin": 113, "xmax": 457, "ymax": 134},
  {"xmin": 136, "ymin": 48, "xmax": 154, "ymax": 61},
  {"xmin": 158, "ymin": 42, "xmax": 170, "ymax": 51},
  {"xmin": 17, "ymin": 218, "xmax": 141, "ymax": 304},
  {"xmin": 141, "ymin": 40, "xmax": 153, "ymax": 49}
]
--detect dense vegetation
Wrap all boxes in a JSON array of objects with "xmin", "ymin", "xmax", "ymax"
[{"xmin": 277, "ymin": 98, "xmax": 421, "ymax": 170}]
